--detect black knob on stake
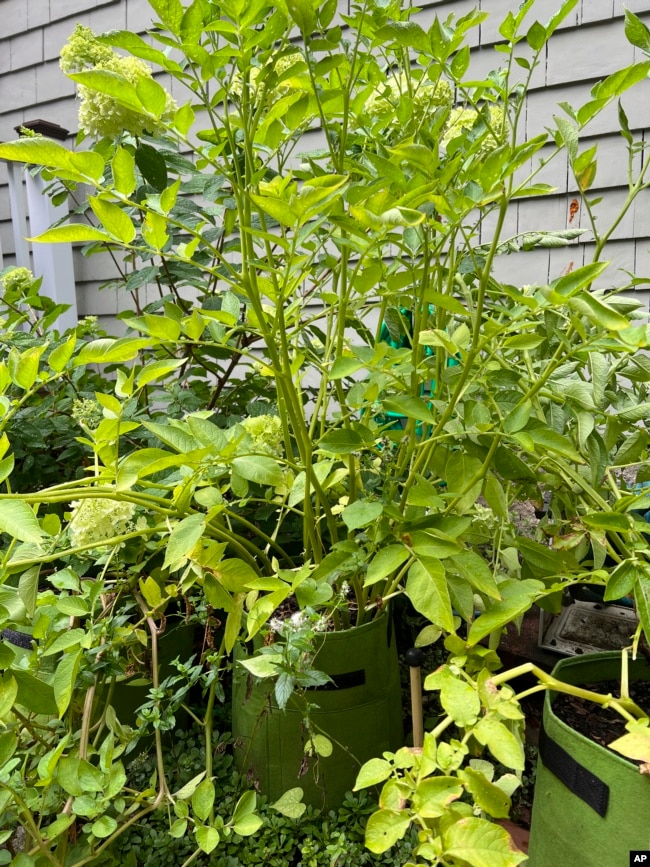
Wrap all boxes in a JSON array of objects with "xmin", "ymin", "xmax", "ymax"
[{"xmin": 405, "ymin": 647, "xmax": 424, "ymax": 668}]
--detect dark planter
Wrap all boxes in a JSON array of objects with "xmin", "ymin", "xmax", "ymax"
[
  {"xmin": 232, "ymin": 612, "xmax": 403, "ymax": 809},
  {"xmin": 528, "ymin": 651, "xmax": 650, "ymax": 867},
  {"xmin": 110, "ymin": 620, "xmax": 195, "ymax": 728}
]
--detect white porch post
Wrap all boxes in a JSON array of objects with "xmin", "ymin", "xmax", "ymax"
[
  {"xmin": 5, "ymin": 120, "xmax": 78, "ymax": 332},
  {"xmin": 6, "ymin": 162, "xmax": 31, "ymax": 269}
]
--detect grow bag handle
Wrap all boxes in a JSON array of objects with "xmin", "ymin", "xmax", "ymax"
[{"xmin": 538, "ymin": 722, "xmax": 609, "ymax": 817}]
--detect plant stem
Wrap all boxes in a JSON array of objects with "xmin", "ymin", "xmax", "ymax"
[
  {"xmin": 491, "ymin": 662, "xmax": 646, "ymax": 722},
  {"xmin": 134, "ymin": 593, "xmax": 169, "ymax": 802},
  {"xmin": 0, "ymin": 782, "xmax": 60, "ymax": 867}
]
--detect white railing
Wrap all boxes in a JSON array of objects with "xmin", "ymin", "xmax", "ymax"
[{"xmin": 3, "ymin": 120, "xmax": 78, "ymax": 332}]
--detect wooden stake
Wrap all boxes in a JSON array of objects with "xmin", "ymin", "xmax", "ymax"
[{"xmin": 405, "ymin": 648, "xmax": 424, "ymax": 749}]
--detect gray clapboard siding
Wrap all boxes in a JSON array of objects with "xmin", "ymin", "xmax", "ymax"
[{"xmin": 0, "ymin": 0, "xmax": 649, "ymax": 332}]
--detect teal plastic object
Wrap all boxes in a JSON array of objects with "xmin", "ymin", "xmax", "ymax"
[
  {"xmin": 527, "ymin": 652, "xmax": 650, "ymax": 866},
  {"xmin": 376, "ymin": 308, "xmax": 459, "ymax": 433},
  {"xmin": 232, "ymin": 613, "xmax": 403, "ymax": 809}
]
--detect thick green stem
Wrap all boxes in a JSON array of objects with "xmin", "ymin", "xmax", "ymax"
[
  {"xmin": 491, "ymin": 662, "xmax": 646, "ymax": 722},
  {"xmin": 400, "ymin": 194, "xmax": 510, "ymax": 510}
]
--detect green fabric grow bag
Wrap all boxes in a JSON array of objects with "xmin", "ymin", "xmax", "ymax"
[
  {"xmin": 232, "ymin": 612, "xmax": 403, "ymax": 809},
  {"xmin": 528, "ymin": 651, "xmax": 650, "ymax": 866}
]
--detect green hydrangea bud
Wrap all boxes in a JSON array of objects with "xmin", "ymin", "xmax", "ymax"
[
  {"xmin": 0, "ymin": 267, "xmax": 34, "ymax": 295},
  {"xmin": 230, "ymin": 50, "xmax": 309, "ymax": 109},
  {"xmin": 240, "ymin": 414, "xmax": 284, "ymax": 455},
  {"xmin": 71, "ymin": 398, "xmax": 103, "ymax": 431},
  {"xmin": 441, "ymin": 104, "xmax": 507, "ymax": 155},
  {"xmin": 366, "ymin": 74, "xmax": 452, "ymax": 118}
]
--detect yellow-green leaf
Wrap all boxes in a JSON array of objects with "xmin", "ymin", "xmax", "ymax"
[
  {"xmin": 89, "ymin": 196, "xmax": 136, "ymax": 244},
  {"xmin": 458, "ymin": 768, "xmax": 511, "ymax": 818},
  {"xmin": 0, "ymin": 500, "xmax": 44, "ymax": 544},
  {"xmin": 406, "ymin": 557, "xmax": 455, "ymax": 633},
  {"xmin": 192, "ymin": 779, "xmax": 215, "ymax": 822},
  {"xmin": 443, "ymin": 816, "xmax": 527, "ymax": 867},
  {"xmin": 163, "ymin": 514, "xmax": 206, "ymax": 572},
  {"xmin": 112, "ymin": 146, "xmax": 137, "ymax": 197},
  {"xmin": 53, "ymin": 649, "xmax": 82, "ymax": 717},
  {"xmin": 136, "ymin": 76, "xmax": 168, "ymax": 117},
  {"xmin": 0, "ymin": 673, "xmax": 18, "ymax": 719},
  {"xmin": 272, "ymin": 787, "xmax": 306, "ymax": 819},
  {"xmin": 364, "ymin": 809, "xmax": 411, "ymax": 855},
  {"xmin": 354, "ymin": 758, "xmax": 393, "ymax": 790},
  {"xmin": 135, "ymin": 358, "xmax": 185, "ymax": 387},
  {"xmin": 29, "ymin": 225, "xmax": 113, "ymax": 244},
  {"xmin": 609, "ymin": 721, "xmax": 650, "ymax": 763},
  {"xmin": 412, "ymin": 777, "xmax": 463, "ymax": 818},
  {"xmin": 195, "ymin": 824, "xmax": 219, "ymax": 854},
  {"xmin": 75, "ymin": 337, "xmax": 152, "ymax": 365},
  {"xmin": 68, "ymin": 70, "xmax": 143, "ymax": 112},
  {"xmin": 49, "ymin": 335, "xmax": 77, "ymax": 373}
]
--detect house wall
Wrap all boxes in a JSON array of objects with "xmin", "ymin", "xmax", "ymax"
[
  {"xmin": 1, "ymin": 0, "xmax": 650, "ymax": 331},
  {"xmin": 0, "ymin": 0, "xmax": 157, "ymax": 328}
]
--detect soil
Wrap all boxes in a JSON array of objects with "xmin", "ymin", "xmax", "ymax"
[{"xmin": 551, "ymin": 678, "xmax": 650, "ymax": 762}]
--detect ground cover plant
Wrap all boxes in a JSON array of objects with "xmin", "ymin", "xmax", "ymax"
[
  {"xmin": 102, "ymin": 724, "xmax": 418, "ymax": 867},
  {"xmin": 2, "ymin": 0, "xmax": 650, "ymax": 864}
]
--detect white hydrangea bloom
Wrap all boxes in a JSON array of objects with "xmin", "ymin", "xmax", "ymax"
[
  {"xmin": 60, "ymin": 24, "xmax": 176, "ymax": 139},
  {"xmin": 59, "ymin": 25, "xmax": 114, "ymax": 73},
  {"xmin": 68, "ymin": 498, "xmax": 137, "ymax": 549}
]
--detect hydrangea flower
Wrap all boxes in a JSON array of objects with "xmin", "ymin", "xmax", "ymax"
[
  {"xmin": 231, "ymin": 50, "xmax": 310, "ymax": 108},
  {"xmin": 68, "ymin": 497, "xmax": 137, "ymax": 549},
  {"xmin": 366, "ymin": 74, "xmax": 452, "ymax": 118},
  {"xmin": 272, "ymin": 51, "xmax": 308, "ymax": 81},
  {"xmin": 240, "ymin": 414, "xmax": 284, "ymax": 455},
  {"xmin": 441, "ymin": 104, "xmax": 507, "ymax": 155},
  {"xmin": 77, "ymin": 315, "xmax": 101, "ymax": 337},
  {"xmin": 60, "ymin": 24, "xmax": 176, "ymax": 139},
  {"xmin": 472, "ymin": 503, "xmax": 500, "ymax": 531},
  {"xmin": 1, "ymin": 267, "xmax": 34, "ymax": 295},
  {"xmin": 59, "ymin": 25, "xmax": 114, "ymax": 72},
  {"xmin": 71, "ymin": 398, "xmax": 103, "ymax": 431}
]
